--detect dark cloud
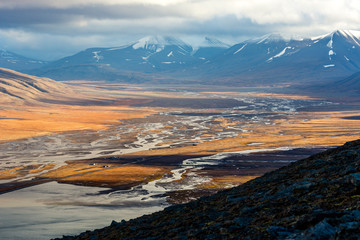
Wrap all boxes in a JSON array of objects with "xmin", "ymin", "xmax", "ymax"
[
  {"xmin": 179, "ymin": 16, "xmax": 270, "ymax": 37},
  {"xmin": 0, "ymin": 4, "xmax": 185, "ymax": 29},
  {"xmin": 0, "ymin": 0, "xmax": 359, "ymax": 60}
]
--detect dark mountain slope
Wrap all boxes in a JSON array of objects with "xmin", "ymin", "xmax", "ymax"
[
  {"xmin": 57, "ymin": 139, "xmax": 360, "ymax": 239},
  {"xmin": 328, "ymin": 71, "xmax": 360, "ymax": 94},
  {"xmin": 296, "ymin": 70, "xmax": 360, "ymax": 97}
]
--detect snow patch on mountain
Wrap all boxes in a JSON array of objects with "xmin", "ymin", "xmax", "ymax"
[
  {"xmin": 329, "ymin": 50, "xmax": 335, "ymax": 60},
  {"xmin": 92, "ymin": 51, "xmax": 103, "ymax": 62},
  {"xmin": 267, "ymin": 47, "xmax": 292, "ymax": 62},
  {"xmin": 106, "ymin": 45, "xmax": 131, "ymax": 51},
  {"xmin": 325, "ymin": 32, "xmax": 335, "ymax": 48},
  {"xmin": 233, "ymin": 44, "xmax": 247, "ymax": 55},
  {"xmin": 274, "ymin": 47, "xmax": 292, "ymax": 58}
]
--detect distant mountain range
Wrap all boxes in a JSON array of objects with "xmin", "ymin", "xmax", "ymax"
[
  {"xmin": 200, "ymin": 30, "xmax": 360, "ymax": 86},
  {"xmin": 2, "ymin": 30, "xmax": 360, "ymax": 89},
  {"xmin": 0, "ymin": 49, "xmax": 47, "ymax": 71},
  {"xmin": 27, "ymin": 36, "xmax": 229, "ymax": 82}
]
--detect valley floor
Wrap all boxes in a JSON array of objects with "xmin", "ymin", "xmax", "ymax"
[{"xmin": 0, "ymin": 83, "xmax": 359, "ymax": 239}]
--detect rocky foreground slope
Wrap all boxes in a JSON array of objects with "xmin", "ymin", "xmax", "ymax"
[{"xmin": 57, "ymin": 139, "xmax": 360, "ymax": 239}]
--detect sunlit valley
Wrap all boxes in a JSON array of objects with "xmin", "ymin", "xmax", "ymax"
[{"xmin": 1, "ymin": 5, "xmax": 360, "ymax": 239}]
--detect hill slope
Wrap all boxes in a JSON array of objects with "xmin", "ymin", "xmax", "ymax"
[
  {"xmin": 0, "ymin": 67, "xmax": 75, "ymax": 105},
  {"xmin": 58, "ymin": 139, "xmax": 360, "ymax": 239}
]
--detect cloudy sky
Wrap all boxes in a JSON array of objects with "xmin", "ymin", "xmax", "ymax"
[{"xmin": 1, "ymin": 0, "xmax": 360, "ymax": 60}]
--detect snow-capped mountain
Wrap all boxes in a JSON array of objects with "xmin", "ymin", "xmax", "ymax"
[
  {"xmin": 26, "ymin": 30, "xmax": 360, "ymax": 87},
  {"xmin": 46, "ymin": 36, "xmax": 192, "ymax": 73},
  {"xmin": 305, "ymin": 30, "xmax": 360, "ymax": 72},
  {"xmin": 193, "ymin": 37, "xmax": 230, "ymax": 61},
  {"xmin": 30, "ymin": 36, "xmax": 230, "ymax": 80},
  {"xmin": 129, "ymin": 36, "xmax": 195, "ymax": 70},
  {"xmin": 0, "ymin": 49, "xmax": 47, "ymax": 71},
  {"xmin": 201, "ymin": 30, "xmax": 360, "ymax": 85},
  {"xmin": 45, "ymin": 35, "xmax": 195, "ymax": 72}
]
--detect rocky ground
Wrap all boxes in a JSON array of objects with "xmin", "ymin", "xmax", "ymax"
[{"xmin": 55, "ymin": 139, "xmax": 360, "ymax": 239}]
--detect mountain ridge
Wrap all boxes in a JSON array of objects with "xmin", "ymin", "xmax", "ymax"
[
  {"xmin": 3, "ymin": 30, "xmax": 360, "ymax": 89},
  {"xmin": 199, "ymin": 29, "xmax": 360, "ymax": 85},
  {"xmin": 29, "ymin": 36, "xmax": 212, "ymax": 80},
  {"xmin": 0, "ymin": 49, "xmax": 47, "ymax": 72}
]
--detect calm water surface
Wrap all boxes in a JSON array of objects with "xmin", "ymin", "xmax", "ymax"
[{"xmin": 0, "ymin": 182, "xmax": 166, "ymax": 240}]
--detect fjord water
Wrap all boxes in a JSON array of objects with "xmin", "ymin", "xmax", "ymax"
[{"xmin": 0, "ymin": 182, "xmax": 167, "ymax": 240}]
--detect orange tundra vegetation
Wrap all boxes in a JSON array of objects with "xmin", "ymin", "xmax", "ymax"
[
  {"xmin": 0, "ymin": 105, "xmax": 157, "ymax": 142},
  {"xmin": 39, "ymin": 163, "xmax": 171, "ymax": 188}
]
